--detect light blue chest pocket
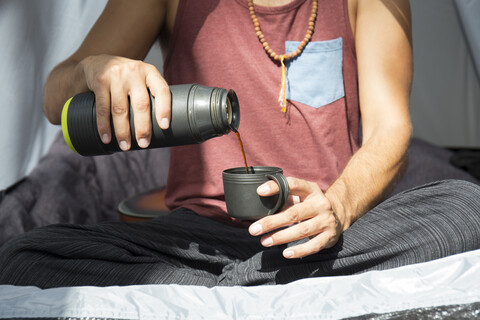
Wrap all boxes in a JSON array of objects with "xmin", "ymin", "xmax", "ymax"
[{"xmin": 286, "ymin": 38, "xmax": 344, "ymax": 108}]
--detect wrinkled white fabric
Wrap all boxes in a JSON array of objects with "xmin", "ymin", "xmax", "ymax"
[{"xmin": 0, "ymin": 249, "xmax": 479, "ymax": 319}]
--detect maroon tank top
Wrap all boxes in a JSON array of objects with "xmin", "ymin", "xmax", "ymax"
[{"xmin": 163, "ymin": 0, "xmax": 359, "ymax": 226}]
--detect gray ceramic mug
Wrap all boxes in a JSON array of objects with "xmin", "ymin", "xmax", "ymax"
[{"xmin": 223, "ymin": 166, "xmax": 289, "ymax": 220}]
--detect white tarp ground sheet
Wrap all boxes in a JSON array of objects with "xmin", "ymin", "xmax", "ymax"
[{"xmin": 0, "ymin": 249, "xmax": 479, "ymax": 320}]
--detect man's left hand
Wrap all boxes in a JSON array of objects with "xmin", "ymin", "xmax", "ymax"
[{"xmin": 248, "ymin": 177, "xmax": 346, "ymax": 259}]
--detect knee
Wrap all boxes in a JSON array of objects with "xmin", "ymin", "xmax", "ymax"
[
  {"xmin": 435, "ymin": 179, "xmax": 480, "ymax": 208},
  {"xmin": 0, "ymin": 225, "xmax": 70, "ymax": 285},
  {"xmin": 0, "ymin": 233, "xmax": 36, "ymax": 284},
  {"xmin": 396, "ymin": 179, "xmax": 480, "ymax": 239},
  {"xmin": 408, "ymin": 179, "xmax": 480, "ymax": 205},
  {"xmin": 430, "ymin": 179, "xmax": 480, "ymax": 246}
]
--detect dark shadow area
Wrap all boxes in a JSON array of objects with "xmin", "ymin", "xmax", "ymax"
[{"xmin": 381, "ymin": 0, "xmax": 413, "ymax": 47}]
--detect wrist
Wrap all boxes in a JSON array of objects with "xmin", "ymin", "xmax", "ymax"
[{"xmin": 325, "ymin": 187, "xmax": 352, "ymax": 232}]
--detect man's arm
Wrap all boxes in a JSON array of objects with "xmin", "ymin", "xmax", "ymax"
[
  {"xmin": 326, "ymin": 0, "xmax": 413, "ymax": 231},
  {"xmin": 249, "ymin": 0, "xmax": 413, "ymax": 258},
  {"xmin": 43, "ymin": 0, "xmax": 171, "ymax": 150}
]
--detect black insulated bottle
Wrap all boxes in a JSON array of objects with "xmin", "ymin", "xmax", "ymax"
[{"xmin": 61, "ymin": 84, "xmax": 240, "ymax": 156}]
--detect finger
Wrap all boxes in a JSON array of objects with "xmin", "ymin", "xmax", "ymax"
[
  {"xmin": 129, "ymin": 84, "xmax": 151, "ymax": 148},
  {"xmin": 145, "ymin": 66, "xmax": 170, "ymax": 129},
  {"xmin": 287, "ymin": 177, "xmax": 322, "ymax": 198},
  {"xmin": 260, "ymin": 217, "xmax": 325, "ymax": 247},
  {"xmin": 110, "ymin": 83, "xmax": 131, "ymax": 151},
  {"xmin": 257, "ymin": 177, "xmax": 320, "ymax": 198},
  {"xmin": 283, "ymin": 231, "xmax": 337, "ymax": 259},
  {"xmin": 249, "ymin": 200, "xmax": 317, "ymax": 236},
  {"xmin": 94, "ymin": 87, "xmax": 112, "ymax": 144},
  {"xmin": 257, "ymin": 180, "xmax": 280, "ymax": 196}
]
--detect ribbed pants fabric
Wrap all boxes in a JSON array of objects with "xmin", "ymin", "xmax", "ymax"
[{"xmin": 1, "ymin": 179, "xmax": 479, "ymax": 288}]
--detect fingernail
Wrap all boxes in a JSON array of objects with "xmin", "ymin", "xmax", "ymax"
[
  {"xmin": 257, "ymin": 184, "xmax": 269, "ymax": 194},
  {"xmin": 249, "ymin": 224, "xmax": 262, "ymax": 236},
  {"xmin": 284, "ymin": 250, "xmax": 294, "ymax": 258},
  {"xmin": 160, "ymin": 118, "xmax": 169, "ymax": 129},
  {"xmin": 119, "ymin": 140, "xmax": 128, "ymax": 151},
  {"xmin": 261, "ymin": 237, "xmax": 273, "ymax": 247},
  {"xmin": 101, "ymin": 133, "xmax": 110, "ymax": 144},
  {"xmin": 138, "ymin": 138, "xmax": 149, "ymax": 148}
]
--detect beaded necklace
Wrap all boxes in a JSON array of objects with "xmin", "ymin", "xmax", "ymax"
[{"xmin": 247, "ymin": 0, "xmax": 318, "ymax": 112}]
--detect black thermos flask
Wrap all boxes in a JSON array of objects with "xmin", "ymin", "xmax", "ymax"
[{"xmin": 61, "ymin": 84, "xmax": 240, "ymax": 156}]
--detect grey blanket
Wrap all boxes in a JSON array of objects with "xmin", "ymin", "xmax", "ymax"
[
  {"xmin": 0, "ymin": 132, "xmax": 170, "ymax": 245},
  {"xmin": 0, "ymin": 133, "xmax": 478, "ymax": 246}
]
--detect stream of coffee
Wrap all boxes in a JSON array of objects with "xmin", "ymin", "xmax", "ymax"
[{"xmin": 234, "ymin": 131, "xmax": 250, "ymax": 174}]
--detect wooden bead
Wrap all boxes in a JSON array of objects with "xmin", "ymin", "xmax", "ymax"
[{"xmin": 248, "ymin": 0, "xmax": 317, "ymax": 62}]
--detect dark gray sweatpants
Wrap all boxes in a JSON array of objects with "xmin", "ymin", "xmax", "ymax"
[{"xmin": 0, "ymin": 179, "xmax": 479, "ymax": 288}]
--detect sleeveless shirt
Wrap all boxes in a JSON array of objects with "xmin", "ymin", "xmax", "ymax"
[{"xmin": 163, "ymin": 0, "xmax": 359, "ymax": 226}]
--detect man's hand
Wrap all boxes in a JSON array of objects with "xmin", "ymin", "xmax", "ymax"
[
  {"xmin": 80, "ymin": 54, "xmax": 171, "ymax": 151},
  {"xmin": 42, "ymin": 0, "xmax": 172, "ymax": 151},
  {"xmin": 248, "ymin": 177, "xmax": 348, "ymax": 259}
]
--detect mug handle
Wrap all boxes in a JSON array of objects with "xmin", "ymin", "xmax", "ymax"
[{"xmin": 266, "ymin": 173, "xmax": 289, "ymax": 215}]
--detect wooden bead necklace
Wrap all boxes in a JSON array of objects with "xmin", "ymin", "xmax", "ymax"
[{"xmin": 247, "ymin": 0, "xmax": 318, "ymax": 112}]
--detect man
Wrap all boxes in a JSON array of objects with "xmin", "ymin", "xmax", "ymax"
[{"xmin": 0, "ymin": 0, "xmax": 479, "ymax": 287}]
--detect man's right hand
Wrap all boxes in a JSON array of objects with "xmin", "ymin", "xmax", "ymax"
[{"xmin": 79, "ymin": 54, "xmax": 171, "ymax": 150}]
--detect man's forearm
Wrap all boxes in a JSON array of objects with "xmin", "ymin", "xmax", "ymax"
[
  {"xmin": 43, "ymin": 59, "xmax": 88, "ymax": 124},
  {"xmin": 325, "ymin": 122, "xmax": 411, "ymax": 231}
]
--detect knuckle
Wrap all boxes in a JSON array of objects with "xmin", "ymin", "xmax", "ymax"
[
  {"xmin": 320, "ymin": 197, "xmax": 332, "ymax": 210},
  {"xmin": 108, "ymin": 64, "xmax": 121, "ymax": 75},
  {"xmin": 96, "ymin": 106, "xmax": 111, "ymax": 118},
  {"xmin": 325, "ymin": 213, "xmax": 338, "ymax": 227},
  {"xmin": 144, "ymin": 62, "xmax": 158, "ymax": 73},
  {"xmin": 287, "ymin": 208, "xmax": 300, "ymax": 224},
  {"xmin": 133, "ymin": 97, "xmax": 150, "ymax": 113},
  {"xmin": 111, "ymin": 103, "xmax": 128, "ymax": 115},
  {"xmin": 92, "ymin": 73, "xmax": 109, "ymax": 88},
  {"xmin": 297, "ymin": 224, "xmax": 311, "ymax": 238},
  {"xmin": 127, "ymin": 60, "xmax": 142, "ymax": 71},
  {"xmin": 325, "ymin": 236, "xmax": 338, "ymax": 249}
]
